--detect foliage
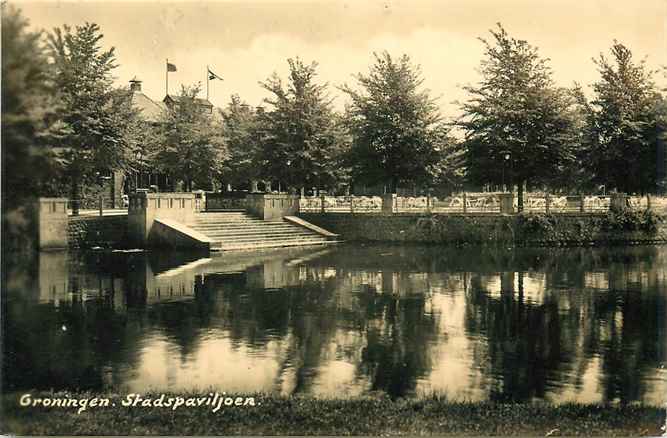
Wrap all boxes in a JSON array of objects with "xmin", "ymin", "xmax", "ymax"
[
  {"xmin": 415, "ymin": 214, "xmax": 515, "ymax": 246},
  {"xmin": 1, "ymin": 5, "xmax": 65, "ymax": 252},
  {"xmin": 154, "ymin": 84, "xmax": 226, "ymax": 191},
  {"xmin": 259, "ymin": 58, "xmax": 349, "ymax": 191},
  {"xmin": 47, "ymin": 22, "xmax": 140, "ymax": 206},
  {"xmin": 577, "ymin": 42, "xmax": 666, "ymax": 194},
  {"xmin": 341, "ymin": 52, "xmax": 450, "ymax": 192},
  {"xmin": 413, "ymin": 209, "xmax": 664, "ymax": 246},
  {"xmin": 220, "ymin": 95, "xmax": 263, "ymax": 190},
  {"xmin": 458, "ymin": 24, "xmax": 580, "ymax": 208},
  {"xmin": 601, "ymin": 208, "xmax": 663, "ymax": 233}
]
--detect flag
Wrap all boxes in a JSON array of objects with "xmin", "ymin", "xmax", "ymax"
[
  {"xmin": 167, "ymin": 62, "xmax": 177, "ymax": 72},
  {"xmin": 208, "ymin": 67, "xmax": 223, "ymax": 81}
]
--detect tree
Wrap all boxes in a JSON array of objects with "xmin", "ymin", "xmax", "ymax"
[
  {"xmin": 579, "ymin": 42, "xmax": 666, "ymax": 194},
  {"xmin": 458, "ymin": 24, "xmax": 579, "ymax": 210},
  {"xmin": 154, "ymin": 84, "xmax": 226, "ymax": 191},
  {"xmin": 220, "ymin": 95, "xmax": 263, "ymax": 190},
  {"xmin": 47, "ymin": 22, "xmax": 139, "ymax": 213},
  {"xmin": 259, "ymin": 58, "xmax": 348, "ymax": 192},
  {"xmin": 1, "ymin": 5, "xmax": 64, "ymax": 251},
  {"xmin": 340, "ymin": 52, "xmax": 446, "ymax": 193}
]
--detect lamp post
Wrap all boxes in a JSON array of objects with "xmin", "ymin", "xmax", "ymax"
[
  {"xmin": 501, "ymin": 150, "xmax": 511, "ymax": 192},
  {"xmin": 284, "ymin": 159, "xmax": 292, "ymax": 194},
  {"xmin": 96, "ymin": 171, "xmax": 112, "ymax": 216},
  {"xmin": 135, "ymin": 151, "xmax": 143, "ymax": 192}
]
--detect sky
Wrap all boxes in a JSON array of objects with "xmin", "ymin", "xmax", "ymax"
[{"xmin": 14, "ymin": 0, "xmax": 667, "ymax": 119}]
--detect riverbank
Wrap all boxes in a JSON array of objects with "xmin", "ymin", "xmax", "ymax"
[{"xmin": 2, "ymin": 391, "xmax": 665, "ymax": 436}]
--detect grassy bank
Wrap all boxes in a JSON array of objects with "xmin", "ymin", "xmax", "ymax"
[{"xmin": 2, "ymin": 391, "xmax": 665, "ymax": 436}]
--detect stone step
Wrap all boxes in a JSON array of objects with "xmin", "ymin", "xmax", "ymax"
[
  {"xmin": 191, "ymin": 217, "xmax": 263, "ymax": 223},
  {"xmin": 191, "ymin": 221, "xmax": 266, "ymax": 226},
  {"xmin": 192, "ymin": 216, "xmax": 252, "ymax": 222},
  {"xmin": 211, "ymin": 238, "xmax": 336, "ymax": 252},
  {"xmin": 191, "ymin": 218, "xmax": 284, "ymax": 224},
  {"xmin": 194, "ymin": 229, "xmax": 318, "ymax": 238},
  {"xmin": 208, "ymin": 235, "xmax": 328, "ymax": 244},
  {"xmin": 188, "ymin": 212, "xmax": 338, "ymax": 252},
  {"xmin": 189, "ymin": 223, "xmax": 301, "ymax": 231}
]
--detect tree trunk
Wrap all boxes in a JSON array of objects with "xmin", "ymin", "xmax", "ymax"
[{"xmin": 517, "ymin": 179, "xmax": 524, "ymax": 212}]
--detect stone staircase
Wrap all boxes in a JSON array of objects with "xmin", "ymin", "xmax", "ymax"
[{"xmin": 187, "ymin": 211, "xmax": 338, "ymax": 251}]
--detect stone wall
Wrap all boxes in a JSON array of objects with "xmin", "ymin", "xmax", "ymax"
[
  {"xmin": 68, "ymin": 215, "xmax": 129, "ymax": 250},
  {"xmin": 36, "ymin": 198, "xmax": 69, "ymax": 250},
  {"xmin": 299, "ymin": 212, "xmax": 667, "ymax": 246}
]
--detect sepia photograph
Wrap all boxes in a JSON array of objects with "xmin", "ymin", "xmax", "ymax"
[{"xmin": 1, "ymin": 0, "xmax": 667, "ymax": 435}]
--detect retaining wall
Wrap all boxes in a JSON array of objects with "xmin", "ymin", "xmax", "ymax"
[
  {"xmin": 298, "ymin": 212, "xmax": 667, "ymax": 246},
  {"xmin": 68, "ymin": 215, "xmax": 129, "ymax": 250}
]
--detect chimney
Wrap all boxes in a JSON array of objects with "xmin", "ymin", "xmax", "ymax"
[{"xmin": 129, "ymin": 77, "xmax": 142, "ymax": 92}]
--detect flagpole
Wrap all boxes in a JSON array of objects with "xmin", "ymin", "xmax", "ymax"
[
  {"xmin": 165, "ymin": 58, "xmax": 169, "ymax": 97},
  {"xmin": 206, "ymin": 65, "xmax": 209, "ymax": 101}
]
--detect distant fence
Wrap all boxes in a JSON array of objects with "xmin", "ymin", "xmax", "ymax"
[
  {"xmin": 299, "ymin": 193, "xmax": 659, "ymax": 215},
  {"xmin": 204, "ymin": 192, "xmax": 247, "ymax": 211}
]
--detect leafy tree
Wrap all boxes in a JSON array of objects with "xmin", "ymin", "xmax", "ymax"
[
  {"xmin": 578, "ymin": 42, "xmax": 666, "ymax": 194},
  {"xmin": 340, "ymin": 52, "xmax": 447, "ymax": 193},
  {"xmin": 458, "ymin": 24, "xmax": 579, "ymax": 210},
  {"xmin": 220, "ymin": 95, "xmax": 263, "ymax": 190},
  {"xmin": 1, "ymin": 5, "xmax": 64, "ymax": 251},
  {"xmin": 154, "ymin": 84, "xmax": 226, "ymax": 191},
  {"xmin": 47, "ymin": 22, "xmax": 139, "ymax": 213},
  {"xmin": 259, "ymin": 58, "xmax": 349, "ymax": 192}
]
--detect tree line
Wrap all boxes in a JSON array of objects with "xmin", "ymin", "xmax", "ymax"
[{"xmin": 3, "ymin": 5, "xmax": 667, "ymax": 226}]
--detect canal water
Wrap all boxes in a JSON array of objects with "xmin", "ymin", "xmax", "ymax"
[{"xmin": 3, "ymin": 244, "xmax": 666, "ymax": 405}]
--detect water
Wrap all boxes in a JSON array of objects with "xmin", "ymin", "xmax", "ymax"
[{"xmin": 3, "ymin": 244, "xmax": 666, "ymax": 405}]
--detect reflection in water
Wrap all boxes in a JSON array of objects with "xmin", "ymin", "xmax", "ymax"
[{"xmin": 3, "ymin": 245, "xmax": 666, "ymax": 405}]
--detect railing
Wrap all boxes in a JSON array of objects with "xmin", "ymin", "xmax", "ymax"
[
  {"xmin": 298, "ymin": 193, "xmax": 659, "ymax": 215},
  {"xmin": 520, "ymin": 195, "xmax": 612, "ymax": 213},
  {"xmin": 430, "ymin": 193, "xmax": 502, "ymax": 213},
  {"xmin": 67, "ymin": 196, "xmax": 128, "ymax": 217},
  {"xmin": 299, "ymin": 196, "xmax": 383, "ymax": 213}
]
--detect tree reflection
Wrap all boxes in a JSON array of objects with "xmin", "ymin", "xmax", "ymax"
[
  {"xmin": 3, "ymin": 245, "xmax": 664, "ymax": 404},
  {"xmin": 463, "ymin": 247, "xmax": 666, "ymax": 404}
]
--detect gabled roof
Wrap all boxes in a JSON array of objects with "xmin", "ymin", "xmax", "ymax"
[
  {"xmin": 164, "ymin": 94, "xmax": 214, "ymax": 107},
  {"xmin": 131, "ymin": 91, "xmax": 167, "ymax": 123}
]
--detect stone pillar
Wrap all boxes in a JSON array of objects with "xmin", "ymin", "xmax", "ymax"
[
  {"xmin": 610, "ymin": 193, "xmax": 628, "ymax": 211},
  {"xmin": 499, "ymin": 193, "xmax": 514, "ymax": 214},
  {"xmin": 112, "ymin": 170, "xmax": 125, "ymax": 208},
  {"xmin": 36, "ymin": 198, "xmax": 69, "ymax": 250},
  {"xmin": 128, "ymin": 192, "xmax": 197, "ymax": 246},
  {"xmin": 381, "ymin": 194, "xmax": 396, "ymax": 214},
  {"xmin": 245, "ymin": 193, "xmax": 299, "ymax": 221}
]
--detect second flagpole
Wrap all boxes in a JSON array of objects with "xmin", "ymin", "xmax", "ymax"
[{"xmin": 206, "ymin": 65, "xmax": 209, "ymax": 100}]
